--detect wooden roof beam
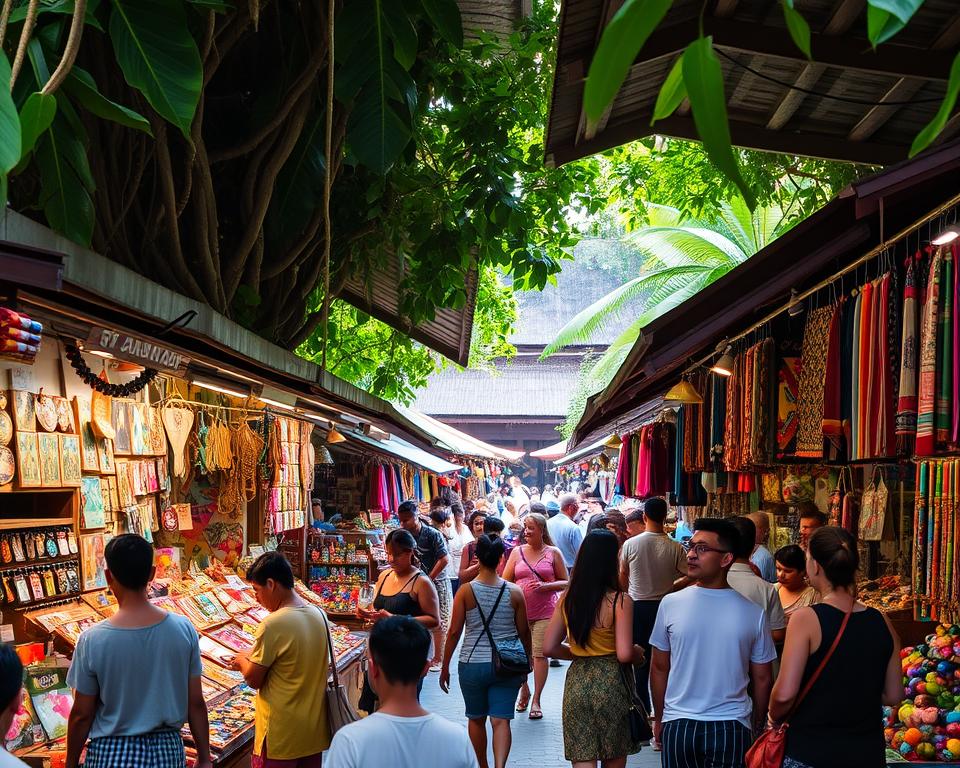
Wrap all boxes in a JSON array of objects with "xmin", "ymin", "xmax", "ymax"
[
  {"xmin": 765, "ymin": 0, "xmax": 863, "ymax": 131},
  {"xmin": 848, "ymin": 12, "xmax": 960, "ymax": 142}
]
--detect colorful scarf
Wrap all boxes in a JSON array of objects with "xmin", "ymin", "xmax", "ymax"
[
  {"xmin": 796, "ymin": 306, "xmax": 833, "ymax": 457},
  {"xmin": 878, "ymin": 272, "xmax": 893, "ymax": 456},
  {"xmin": 897, "ymin": 256, "xmax": 919, "ymax": 445},
  {"xmin": 751, "ymin": 338, "xmax": 774, "ymax": 465},
  {"xmin": 776, "ymin": 357, "xmax": 800, "ymax": 458},
  {"xmin": 937, "ymin": 249, "xmax": 954, "ymax": 445},
  {"xmin": 740, "ymin": 345, "xmax": 755, "ymax": 467},
  {"xmin": 850, "ymin": 290, "xmax": 862, "ymax": 461},
  {"xmin": 917, "ymin": 248, "xmax": 944, "ymax": 456},
  {"xmin": 724, "ymin": 353, "xmax": 741, "ymax": 471}
]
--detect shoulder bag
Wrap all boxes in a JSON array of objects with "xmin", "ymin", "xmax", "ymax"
[
  {"xmin": 468, "ymin": 582, "xmax": 531, "ymax": 678},
  {"xmin": 745, "ymin": 606, "xmax": 852, "ymax": 768},
  {"xmin": 617, "ymin": 662, "xmax": 653, "ymax": 743},
  {"xmin": 321, "ymin": 608, "xmax": 361, "ymax": 735}
]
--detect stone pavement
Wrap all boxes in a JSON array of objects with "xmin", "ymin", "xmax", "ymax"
[{"xmin": 420, "ymin": 659, "xmax": 661, "ymax": 767}]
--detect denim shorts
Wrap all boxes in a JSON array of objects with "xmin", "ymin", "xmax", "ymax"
[{"xmin": 458, "ymin": 660, "xmax": 524, "ymax": 720}]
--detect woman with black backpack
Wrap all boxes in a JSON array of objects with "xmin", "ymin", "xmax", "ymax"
[{"xmin": 440, "ymin": 534, "xmax": 532, "ymax": 768}]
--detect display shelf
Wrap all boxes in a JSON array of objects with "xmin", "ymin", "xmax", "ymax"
[
  {"xmin": 11, "ymin": 589, "xmax": 81, "ymax": 609},
  {"xmin": 0, "ymin": 554, "xmax": 78, "ymax": 571},
  {"xmin": 0, "ymin": 517, "xmax": 73, "ymax": 530}
]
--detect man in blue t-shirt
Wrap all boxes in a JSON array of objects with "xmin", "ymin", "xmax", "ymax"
[
  {"xmin": 546, "ymin": 492, "xmax": 584, "ymax": 570},
  {"xmin": 65, "ymin": 535, "xmax": 211, "ymax": 768}
]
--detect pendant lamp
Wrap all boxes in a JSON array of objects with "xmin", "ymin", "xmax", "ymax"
[
  {"xmin": 326, "ymin": 426, "xmax": 346, "ymax": 444},
  {"xmin": 316, "ymin": 445, "xmax": 334, "ymax": 464},
  {"xmin": 663, "ymin": 378, "xmax": 703, "ymax": 405},
  {"xmin": 603, "ymin": 433, "xmax": 622, "ymax": 449},
  {"xmin": 710, "ymin": 346, "xmax": 734, "ymax": 377}
]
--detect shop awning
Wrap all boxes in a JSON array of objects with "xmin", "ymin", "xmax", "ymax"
[
  {"xmin": 546, "ymin": 0, "xmax": 959, "ymax": 167},
  {"xmin": 341, "ymin": 429, "xmax": 462, "ymax": 475},
  {"xmin": 0, "ymin": 209, "xmax": 446, "ymax": 453},
  {"xmin": 395, "ymin": 406, "xmax": 526, "ymax": 462},
  {"xmin": 530, "ymin": 439, "xmax": 568, "ymax": 460},
  {"xmin": 571, "ymin": 140, "xmax": 960, "ymax": 444},
  {"xmin": 553, "ymin": 434, "xmax": 615, "ymax": 467}
]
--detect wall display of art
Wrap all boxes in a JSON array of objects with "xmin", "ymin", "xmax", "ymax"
[
  {"xmin": 73, "ymin": 397, "xmax": 100, "ymax": 473},
  {"xmin": 80, "ymin": 533, "xmax": 109, "ymax": 590},
  {"xmin": 59, "ymin": 435, "xmax": 82, "ymax": 487},
  {"xmin": 80, "ymin": 477, "xmax": 105, "ymax": 529},
  {"xmin": 97, "ymin": 438, "xmax": 114, "ymax": 474},
  {"xmin": 36, "ymin": 433, "xmax": 60, "ymax": 487},
  {"xmin": 0, "ymin": 446, "xmax": 14, "ymax": 486},
  {"xmin": 15, "ymin": 433, "xmax": 40, "ymax": 488},
  {"xmin": 111, "ymin": 400, "xmax": 131, "ymax": 455},
  {"xmin": 11, "ymin": 391, "xmax": 35, "ymax": 432},
  {"xmin": 53, "ymin": 397, "xmax": 74, "ymax": 433}
]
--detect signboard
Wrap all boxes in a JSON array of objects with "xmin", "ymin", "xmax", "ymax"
[{"xmin": 85, "ymin": 327, "xmax": 189, "ymax": 374}]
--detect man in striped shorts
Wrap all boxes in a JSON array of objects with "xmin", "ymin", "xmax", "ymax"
[
  {"xmin": 649, "ymin": 518, "xmax": 776, "ymax": 768},
  {"xmin": 65, "ymin": 535, "xmax": 211, "ymax": 768}
]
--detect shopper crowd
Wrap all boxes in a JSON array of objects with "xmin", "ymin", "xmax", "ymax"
[{"xmin": 0, "ymin": 482, "xmax": 903, "ymax": 768}]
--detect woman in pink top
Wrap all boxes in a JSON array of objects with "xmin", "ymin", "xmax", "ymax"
[{"xmin": 503, "ymin": 513, "xmax": 568, "ymax": 720}]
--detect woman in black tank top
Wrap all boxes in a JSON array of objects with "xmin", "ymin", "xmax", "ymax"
[
  {"xmin": 360, "ymin": 529, "xmax": 439, "ymax": 628},
  {"xmin": 768, "ymin": 527, "xmax": 902, "ymax": 768}
]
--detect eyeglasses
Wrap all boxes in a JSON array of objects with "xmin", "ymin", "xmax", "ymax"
[{"xmin": 681, "ymin": 541, "xmax": 731, "ymax": 557}]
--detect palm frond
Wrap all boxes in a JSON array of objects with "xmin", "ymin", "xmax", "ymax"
[{"xmin": 628, "ymin": 227, "xmax": 745, "ymax": 268}]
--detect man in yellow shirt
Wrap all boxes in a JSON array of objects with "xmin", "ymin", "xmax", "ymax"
[{"xmin": 231, "ymin": 552, "xmax": 329, "ymax": 767}]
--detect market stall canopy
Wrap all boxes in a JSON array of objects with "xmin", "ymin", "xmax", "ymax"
[
  {"xmin": 338, "ymin": 429, "xmax": 463, "ymax": 475},
  {"xmin": 339, "ymin": 262, "xmax": 477, "ymax": 366},
  {"xmin": 546, "ymin": 0, "xmax": 960, "ymax": 167},
  {"xmin": 553, "ymin": 434, "xmax": 616, "ymax": 467},
  {"xmin": 396, "ymin": 406, "xmax": 527, "ymax": 462},
  {"xmin": 530, "ymin": 439, "xmax": 569, "ymax": 460},
  {"xmin": 571, "ymin": 139, "xmax": 960, "ymax": 445},
  {"xmin": 0, "ymin": 210, "xmax": 443, "ymax": 452}
]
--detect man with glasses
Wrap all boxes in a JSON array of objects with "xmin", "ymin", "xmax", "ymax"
[{"xmin": 649, "ymin": 518, "xmax": 776, "ymax": 767}]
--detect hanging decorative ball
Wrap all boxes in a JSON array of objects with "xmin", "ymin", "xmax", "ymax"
[{"xmin": 64, "ymin": 343, "xmax": 158, "ymax": 396}]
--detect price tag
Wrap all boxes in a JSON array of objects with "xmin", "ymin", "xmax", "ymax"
[{"xmin": 0, "ymin": 624, "xmax": 13, "ymax": 643}]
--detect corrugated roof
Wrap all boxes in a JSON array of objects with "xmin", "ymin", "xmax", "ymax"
[
  {"xmin": 397, "ymin": 407, "xmax": 527, "ymax": 462},
  {"xmin": 413, "ymin": 354, "xmax": 583, "ymax": 418}
]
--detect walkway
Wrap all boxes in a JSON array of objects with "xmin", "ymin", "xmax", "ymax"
[{"xmin": 420, "ymin": 660, "xmax": 661, "ymax": 767}]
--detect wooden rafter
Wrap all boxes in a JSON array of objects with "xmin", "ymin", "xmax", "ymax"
[{"xmin": 765, "ymin": 0, "xmax": 864, "ymax": 130}]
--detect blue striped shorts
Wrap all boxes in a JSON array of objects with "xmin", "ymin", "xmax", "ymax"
[
  {"xmin": 661, "ymin": 718, "xmax": 752, "ymax": 768},
  {"xmin": 84, "ymin": 730, "xmax": 185, "ymax": 768}
]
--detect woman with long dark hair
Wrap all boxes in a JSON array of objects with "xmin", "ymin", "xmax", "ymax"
[
  {"xmin": 769, "ymin": 527, "xmax": 901, "ymax": 768},
  {"xmin": 544, "ymin": 530, "xmax": 644, "ymax": 768}
]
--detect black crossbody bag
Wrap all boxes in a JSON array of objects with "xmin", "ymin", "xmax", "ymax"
[{"xmin": 468, "ymin": 582, "xmax": 531, "ymax": 678}]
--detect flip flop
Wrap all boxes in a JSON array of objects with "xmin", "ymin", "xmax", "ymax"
[
  {"xmin": 515, "ymin": 694, "xmax": 530, "ymax": 712},
  {"xmin": 529, "ymin": 706, "xmax": 543, "ymax": 720}
]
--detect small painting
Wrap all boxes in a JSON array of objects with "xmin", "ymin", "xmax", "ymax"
[
  {"xmin": 59, "ymin": 435, "xmax": 82, "ymax": 487},
  {"xmin": 149, "ymin": 407, "xmax": 166, "ymax": 456},
  {"xmin": 73, "ymin": 398, "xmax": 100, "ymax": 473},
  {"xmin": 80, "ymin": 476, "xmax": 105, "ymax": 529},
  {"xmin": 80, "ymin": 533, "xmax": 108, "ymax": 591},
  {"xmin": 54, "ymin": 397, "xmax": 74, "ymax": 433},
  {"xmin": 38, "ymin": 432, "xmax": 61, "ymax": 487},
  {"xmin": 132, "ymin": 404, "xmax": 149, "ymax": 456},
  {"xmin": 98, "ymin": 438, "xmax": 115, "ymax": 475},
  {"xmin": 111, "ymin": 400, "xmax": 131, "ymax": 455},
  {"xmin": 115, "ymin": 461, "xmax": 133, "ymax": 507},
  {"xmin": 14, "ymin": 433, "xmax": 39, "ymax": 488},
  {"xmin": 12, "ymin": 391, "xmax": 35, "ymax": 432}
]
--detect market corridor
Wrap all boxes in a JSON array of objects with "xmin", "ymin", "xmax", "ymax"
[{"xmin": 419, "ymin": 660, "xmax": 661, "ymax": 767}]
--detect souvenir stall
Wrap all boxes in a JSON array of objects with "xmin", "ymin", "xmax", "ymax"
[
  {"xmin": 552, "ymin": 433, "xmax": 624, "ymax": 502},
  {"xmin": 0, "ymin": 311, "xmax": 429, "ymax": 765}
]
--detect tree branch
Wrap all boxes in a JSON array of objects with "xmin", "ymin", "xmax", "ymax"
[{"xmin": 10, "ymin": 0, "xmax": 38, "ymax": 91}]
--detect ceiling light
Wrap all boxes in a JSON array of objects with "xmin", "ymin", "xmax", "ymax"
[
  {"xmin": 88, "ymin": 350, "xmax": 115, "ymax": 359},
  {"xmin": 316, "ymin": 445, "xmax": 334, "ymax": 464},
  {"xmin": 259, "ymin": 396, "xmax": 297, "ymax": 412},
  {"xmin": 710, "ymin": 345, "xmax": 734, "ymax": 377},
  {"xmin": 787, "ymin": 288, "xmax": 805, "ymax": 317},
  {"xmin": 326, "ymin": 426, "xmax": 346, "ymax": 444},
  {"xmin": 191, "ymin": 379, "xmax": 249, "ymax": 399},
  {"xmin": 603, "ymin": 433, "xmax": 622, "ymax": 449},
  {"xmin": 933, "ymin": 225, "xmax": 960, "ymax": 246},
  {"xmin": 664, "ymin": 379, "xmax": 703, "ymax": 405}
]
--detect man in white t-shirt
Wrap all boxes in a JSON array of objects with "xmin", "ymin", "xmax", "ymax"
[
  {"xmin": 325, "ymin": 617, "xmax": 477, "ymax": 768},
  {"xmin": 728, "ymin": 516, "xmax": 786, "ymax": 645},
  {"xmin": 650, "ymin": 518, "xmax": 776, "ymax": 767},
  {"xmin": 618, "ymin": 497, "xmax": 689, "ymax": 712}
]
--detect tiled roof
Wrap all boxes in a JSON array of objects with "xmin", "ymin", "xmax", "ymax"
[{"xmin": 412, "ymin": 354, "xmax": 582, "ymax": 418}]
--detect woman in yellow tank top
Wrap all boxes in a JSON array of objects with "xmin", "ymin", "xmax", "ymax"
[{"xmin": 544, "ymin": 530, "xmax": 646, "ymax": 768}]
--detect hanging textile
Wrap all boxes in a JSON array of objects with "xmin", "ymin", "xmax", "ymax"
[
  {"xmin": 740, "ymin": 345, "xmax": 755, "ymax": 467},
  {"xmin": 369, "ymin": 465, "xmax": 389, "ymax": 511},
  {"xmin": 850, "ymin": 290, "xmax": 863, "ymax": 461},
  {"xmin": 776, "ymin": 357, "xmax": 800, "ymax": 458},
  {"xmin": 711, "ymin": 375, "xmax": 726, "ymax": 469},
  {"xmin": 859, "ymin": 280, "xmax": 875, "ymax": 459},
  {"xmin": 724, "ymin": 353, "xmax": 741, "ymax": 471},
  {"xmin": 822, "ymin": 298, "xmax": 845, "ymax": 457},
  {"xmin": 635, "ymin": 426, "xmax": 651, "ymax": 498},
  {"xmin": 630, "ymin": 432, "xmax": 641, "ymax": 494},
  {"xmin": 614, "ymin": 436, "xmax": 629, "ymax": 495},
  {"xmin": 750, "ymin": 338, "xmax": 775, "ymax": 465},
  {"xmin": 918, "ymin": 248, "xmax": 945, "ymax": 456},
  {"xmin": 937, "ymin": 249, "xmax": 954, "ymax": 446},
  {"xmin": 648, "ymin": 422, "xmax": 673, "ymax": 497},
  {"xmin": 795, "ymin": 306, "xmax": 834, "ymax": 457}
]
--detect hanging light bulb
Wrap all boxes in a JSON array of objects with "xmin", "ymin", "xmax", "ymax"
[
  {"xmin": 932, "ymin": 225, "xmax": 960, "ymax": 246},
  {"xmin": 710, "ymin": 345, "xmax": 734, "ymax": 377},
  {"xmin": 663, "ymin": 378, "xmax": 703, "ymax": 405}
]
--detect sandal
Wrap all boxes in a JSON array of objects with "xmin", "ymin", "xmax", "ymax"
[
  {"xmin": 515, "ymin": 693, "xmax": 530, "ymax": 712},
  {"xmin": 529, "ymin": 705, "xmax": 543, "ymax": 720}
]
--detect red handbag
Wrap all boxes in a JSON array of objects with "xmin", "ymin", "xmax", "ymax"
[{"xmin": 745, "ymin": 607, "xmax": 852, "ymax": 768}]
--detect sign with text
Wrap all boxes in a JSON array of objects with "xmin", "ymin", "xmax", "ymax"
[{"xmin": 85, "ymin": 327, "xmax": 189, "ymax": 374}]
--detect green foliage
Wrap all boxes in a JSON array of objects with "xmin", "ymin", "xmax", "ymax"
[
  {"xmin": 0, "ymin": 54, "xmax": 23, "ymax": 179},
  {"xmin": 18, "ymin": 93, "xmax": 57, "ymax": 159},
  {"xmin": 586, "ymin": 0, "xmax": 954, "ymax": 206}
]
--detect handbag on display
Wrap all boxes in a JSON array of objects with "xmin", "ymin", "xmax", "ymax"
[
  {"xmin": 745, "ymin": 607, "xmax": 852, "ymax": 768},
  {"xmin": 840, "ymin": 471, "xmax": 861, "ymax": 537},
  {"xmin": 858, "ymin": 467, "xmax": 888, "ymax": 541},
  {"xmin": 321, "ymin": 609, "xmax": 361, "ymax": 735},
  {"xmin": 827, "ymin": 469, "xmax": 848, "ymax": 527},
  {"xmin": 618, "ymin": 661, "xmax": 653, "ymax": 743},
  {"xmin": 469, "ymin": 583, "xmax": 531, "ymax": 678}
]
